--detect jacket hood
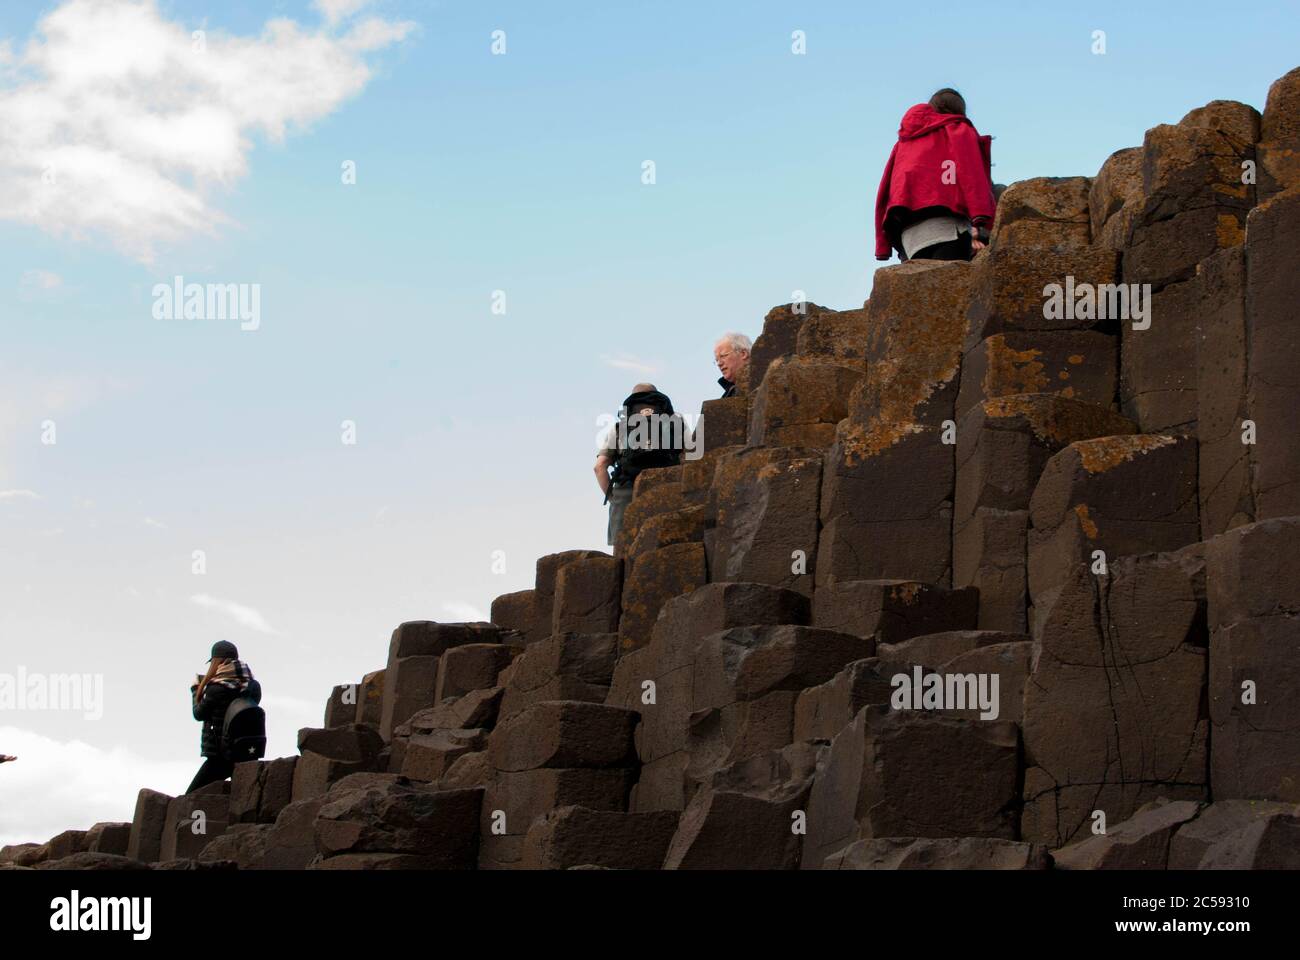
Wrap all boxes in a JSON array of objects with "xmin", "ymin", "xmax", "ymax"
[
  {"xmin": 898, "ymin": 103, "xmax": 971, "ymax": 140},
  {"xmin": 622, "ymin": 389, "xmax": 674, "ymax": 415}
]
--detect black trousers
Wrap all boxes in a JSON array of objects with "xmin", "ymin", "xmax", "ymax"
[
  {"xmin": 187, "ymin": 755, "xmax": 234, "ymax": 794},
  {"xmin": 909, "ymin": 231, "xmax": 973, "ymax": 261}
]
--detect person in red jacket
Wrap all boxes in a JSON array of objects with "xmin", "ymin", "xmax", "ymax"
[{"xmin": 875, "ymin": 88, "xmax": 996, "ymax": 262}]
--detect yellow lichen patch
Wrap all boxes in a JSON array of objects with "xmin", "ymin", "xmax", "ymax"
[
  {"xmin": 1074, "ymin": 503, "xmax": 1100, "ymax": 539},
  {"xmin": 1211, "ymin": 181, "xmax": 1249, "ymax": 199},
  {"xmin": 836, "ymin": 421, "xmax": 925, "ymax": 464},
  {"xmin": 851, "ymin": 261, "xmax": 970, "ymax": 433},
  {"xmin": 1075, "ymin": 434, "xmax": 1178, "ymax": 473},
  {"xmin": 865, "ymin": 351, "xmax": 962, "ymax": 429},
  {"xmin": 980, "ymin": 393, "xmax": 1134, "ymax": 446},
  {"xmin": 1216, "ymin": 213, "xmax": 1245, "ymax": 248},
  {"xmin": 983, "ymin": 336, "xmax": 1049, "ymax": 397},
  {"xmin": 982, "ymin": 394, "xmax": 1039, "ymax": 419},
  {"xmin": 713, "ymin": 449, "xmax": 787, "ymax": 494},
  {"xmin": 756, "ymin": 457, "xmax": 819, "ymax": 482},
  {"xmin": 846, "ymin": 349, "xmax": 958, "ymax": 446},
  {"xmin": 1068, "ymin": 354, "xmax": 1084, "ymax": 365},
  {"xmin": 1058, "ymin": 371, "xmax": 1070, "ymax": 380}
]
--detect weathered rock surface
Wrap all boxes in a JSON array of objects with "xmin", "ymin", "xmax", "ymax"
[{"xmin": 825, "ymin": 836, "xmax": 1051, "ymax": 870}]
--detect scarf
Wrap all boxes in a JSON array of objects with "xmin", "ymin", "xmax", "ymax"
[{"xmin": 201, "ymin": 658, "xmax": 253, "ymax": 699}]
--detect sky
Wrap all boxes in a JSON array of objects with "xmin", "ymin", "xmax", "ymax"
[{"xmin": 0, "ymin": 0, "xmax": 1296, "ymax": 847}]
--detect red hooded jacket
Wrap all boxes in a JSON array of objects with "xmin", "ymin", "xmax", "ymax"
[{"xmin": 874, "ymin": 104, "xmax": 995, "ymax": 260}]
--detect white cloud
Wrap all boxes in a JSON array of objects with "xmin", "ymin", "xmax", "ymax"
[
  {"xmin": 0, "ymin": 489, "xmax": 39, "ymax": 500},
  {"xmin": 600, "ymin": 353, "xmax": 658, "ymax": 376},
  {"xmin": 0, "ymin": 726, "xmax": 194, "ymax": 847},
  {"xmin": 341, "ymin": 16, "xmax": 415, "ymax": 52},
  {"xmin": 142, "ymin": 516, "xmax": 166, "ymax": 529},
  {"xmin": 442, "ymin": 601, "xmax": 487, "ymax": 623},
  {"xmin": 0, "ymin": 0, "xmax": 415, "ymax": 262},
  {"xmin": 313, "ymin": 0, "xmax": 375, "ymax": 27},
  {"xmin": 190, "ymin": 593, "xmax": 281, "ymax": 636},
  {"xmin": 19, "ymin": 268, "xmax": 61, "ymax": 292}
]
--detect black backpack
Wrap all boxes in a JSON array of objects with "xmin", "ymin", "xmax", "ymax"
[
  {"xmin": 221, "ymin": 678, "xmax": 266, "ymax": 762},
  {"xmin": 610, "ymin": 390, "xmax": 683, "ymax": 488}
]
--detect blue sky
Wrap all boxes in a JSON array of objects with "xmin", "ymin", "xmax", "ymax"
[{"xmin": 0, "ymin": 0, "xmax": 1296, "ymax": 844}]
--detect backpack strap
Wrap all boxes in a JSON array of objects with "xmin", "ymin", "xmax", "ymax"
[{"xmin": 609, "ymin": 454, "xmax": 629, "ymax": 490}]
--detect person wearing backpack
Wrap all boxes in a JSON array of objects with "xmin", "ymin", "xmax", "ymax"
[
  {"xmin": 874, "ymin": 88, "xmax": 996, "ymax": 262},
  {"xmin": 186, "ymin": 640, "xmax": 262, "ymax": 794},
  {"xmin": 594, "ymin": 383, "xmax": 685, "ymax": 547}
]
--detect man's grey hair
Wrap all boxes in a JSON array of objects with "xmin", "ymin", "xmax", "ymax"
[{"xmin": 715, "ymin": 332, "xmax": 752, "ymax": 355}]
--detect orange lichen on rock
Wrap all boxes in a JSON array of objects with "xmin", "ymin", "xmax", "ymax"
[
  {"xmin": 1216, "ymin": 212, "xmax": 1246, "ymax": 246},
  {"xmin": 982, "ymin": 337, "xmax": 1049, "ymax": 396},
  {"xmin": 1074, "ymin": 434, "xmax": 1179, "ymax": 474},
  {"xmin": 756, "ymin": 457, "xmax": 820, "ymax": 482},
  {"xmin": 1211, "ymin": 181, "xmax": 1250, "ymax": 200},
  {"xmin": 889, "ymin": 582, "xmax": 923, "ymax": 605},
  {"xmin": 1073, "ymin": 503, "xmax": 1100, "ymax": 539},
  {"xmin": 841, "ymin": 260, "xmax": 971, "ymax": 455},
  {"xmin": 836, "ymin": 420, "xmax": 926, "ymax": 463},
  {"xmin": 979, "ymin": 395, "xmax": 1135, "ymax": 447}
]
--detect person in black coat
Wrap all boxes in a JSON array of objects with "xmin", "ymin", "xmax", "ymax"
[{"xmin": 187, "ymin": 640, "xmax": 258, "ymax": 794}]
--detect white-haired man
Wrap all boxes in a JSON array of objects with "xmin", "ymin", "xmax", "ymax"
[{"xmin": 713, "ymin": 333, "xmax": 752, "ymax": 398}]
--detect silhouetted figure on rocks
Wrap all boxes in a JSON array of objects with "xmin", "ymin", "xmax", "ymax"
[
  {"xmin": 187, "ymin": 640, "xmax": 260, "ymax": 794},
  {"xmin": 875, "ymin": 88, "xmax": 996, "ymax": 263},
  {"xmin": 595, "ymin": 383, "xmax": 684, "ymax": 546}
]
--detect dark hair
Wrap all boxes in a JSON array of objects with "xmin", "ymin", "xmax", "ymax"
[{"xmin": 928, "ymin": 88, "xmax": 966, "ymax": 116}]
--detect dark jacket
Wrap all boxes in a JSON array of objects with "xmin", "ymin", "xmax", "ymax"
[
  {"xmin": 609, "ymin": 389, "xmax": 682, "ymax": 489},
  {"xmin": 193, "ymin": 668, "xmax": 258, "ymax": 758},
  {"xmin": 718, "ymin": 376, "xmax": 737, "ymax": 399}
]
